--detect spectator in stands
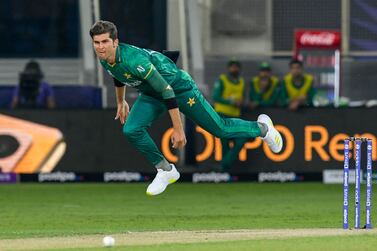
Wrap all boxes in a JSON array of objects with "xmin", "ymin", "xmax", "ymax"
[
  {"xmin": 11, "ymin": 60, "xmax": 55, "ymax": 109},
  {"xmin": 281, "ymin": 59, "xmax": 315, "ymax": 111},
  {"xmin": 212, "ymin": 59, "xmax": 247, "ymax": 171},
  {"xmin": 249, "ymin": 62, "xmax": 280, "ymax": 109}
]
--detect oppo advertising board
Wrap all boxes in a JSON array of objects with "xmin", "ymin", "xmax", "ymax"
[{"xmin": 1, "ymin": 108, "xmax": 376, "ymax": 177}]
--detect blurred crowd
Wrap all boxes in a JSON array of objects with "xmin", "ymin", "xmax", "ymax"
[{"xmin": 212, "ymin": 58, "xmax": 316, "ymax": 114}]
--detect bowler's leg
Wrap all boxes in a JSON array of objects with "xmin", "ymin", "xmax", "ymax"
[
  {"xmin": 123, "ymin": 95, "xmax": 166, "ymax": 167},
  {"xmin": 124, "ymin": 94, "xmax": 180, "ymax": 196},
  {"xmin": 177, "ymin": 87, "xmax": 283, "ymax": 153},
  {"xmin": 177, "ymin": 89, "xmax": 261, "ymax": 139},
  {"xmin": 221, "ymin": 137, "xmax": 248, "ymax": 171}
]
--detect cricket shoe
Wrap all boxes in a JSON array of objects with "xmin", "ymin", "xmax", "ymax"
[
  {"xmin": 257, "ymin": 114, "xmax": 283, "ymax": 153},
  {"xmin": 146, "ymin": 164, "xmax": 180, "ymax": 196}
]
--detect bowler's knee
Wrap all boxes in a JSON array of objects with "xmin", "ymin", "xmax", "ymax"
[{"xmin": 123, "ymin": 125, "xmax": 143, "ymax": 140}]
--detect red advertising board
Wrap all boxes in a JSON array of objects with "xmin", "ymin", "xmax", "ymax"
[{"xmin": 294, "ymin": 29, "xmax": 341, "ymax": 53}]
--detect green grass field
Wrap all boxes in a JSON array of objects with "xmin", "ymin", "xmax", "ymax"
[{"xmin": 0, "ymin": 183, "xmax": 376, "ymax": 250}]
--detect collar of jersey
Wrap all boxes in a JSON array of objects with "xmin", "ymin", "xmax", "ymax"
[{"xmin": 107, "ymin": 46, "xmax": 121, "ymax": 67}]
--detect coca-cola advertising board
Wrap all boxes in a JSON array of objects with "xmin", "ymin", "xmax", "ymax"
[
  {"xmin": 295, "ymin": 30, "xmax": 341, "ymax": 50},
  {"xmin": 293, "ymin": 29, "xmax": 341, "ymax": 104}
]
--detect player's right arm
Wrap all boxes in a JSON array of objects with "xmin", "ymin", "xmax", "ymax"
[{"xmin": 114, "ymin": 78, "xmax": 129, "ymax": 124}]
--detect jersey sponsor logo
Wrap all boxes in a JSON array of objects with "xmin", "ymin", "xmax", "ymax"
[
  {"xmin": 137, "ymin": 65, "xmax": 145, "ymax": 73},
  {"xmin": 122, "ymin": 80, "xmax": 142, "ymax": 87},
  {"xmin": 124, "ymin": 73, "xmax": 132, "ymax": 79}
]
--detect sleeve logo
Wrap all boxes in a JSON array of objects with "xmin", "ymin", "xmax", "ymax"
[{"xmin": 137, "ymin": 65, "xmax": 145, "ymax": 73}]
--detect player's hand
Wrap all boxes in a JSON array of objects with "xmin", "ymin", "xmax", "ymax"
[
  {"xmin": 171, "ymin": 128, "xmax": 187, "ymax": 149},
  {"xmin": 115, "ymin": 100, "xmax": 129, "ymax": 124},
  {"xmin": 288, "ymin": 99, "xmax": 300, "ymax": 111}
]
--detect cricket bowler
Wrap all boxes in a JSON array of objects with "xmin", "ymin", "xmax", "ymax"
[{"xmin": 90, "ymin": 20, "xmax": 283, "ymax": 195}]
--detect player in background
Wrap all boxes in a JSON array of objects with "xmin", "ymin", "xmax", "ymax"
[
  {"xmin": 249, "ymin": 62, "xmax": 281, "ymax": 109},
  {"xmin": 90, "ymin": 20, "xmax": 283, "ymax": 195},
  {"xmin": 213, "ymin": 59, "xmax": 248, "ymax": 171},
  {"xmin": 281, "ymin": 59, "xmax": 316, "ymax": 111},
  {"xmin": 11, "ymin": 60, "xmax": 55, "ymax": 109}
]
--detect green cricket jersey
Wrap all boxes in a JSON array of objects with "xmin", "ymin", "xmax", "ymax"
[{"xmin": 100, "ymin": 43, "xmax": 194, "ymax": 100}]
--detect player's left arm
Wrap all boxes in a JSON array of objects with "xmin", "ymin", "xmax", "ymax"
[{"xmin": 134, "ymin": 59, "xmax": 186, "ymax": 149}]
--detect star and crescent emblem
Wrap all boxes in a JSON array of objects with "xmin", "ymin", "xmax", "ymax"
[
  {"xmin": 124, "ymin": 73, "xmax": 132, "ymax": 79},
  {"xmin": 187, "ymin": 97, "xmax": 196, "ymax": 107}
]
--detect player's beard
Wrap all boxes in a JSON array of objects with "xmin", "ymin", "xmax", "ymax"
[
  {"xmin": 104, "ymin": 47, "xmax": 117, "ymax": 63},
  {"xmin": 97, "ymin": 53, "xmax": 106, "ymax": 60},
  {"xmin": 97, "ymin": 51, "xmax": 111, "ymax": 62},
  {"xmin": 95, "ymin": 49, "xmax": 106, "ymax": 60},
  {"xmin": 229, "ymin": 71, "xmax": 240, "ymax": 79}
]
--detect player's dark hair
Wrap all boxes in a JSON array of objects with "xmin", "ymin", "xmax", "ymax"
[
  {"xmin": 23, "ymin": 60, "xmax": 44, "ymax": 80},
  {"xmin": 289, "ymin": 59, "xmax": 303, "ymax": 67},
  {"xmin": 89, "ymin": 20, "xmax": 118, "ymax": 40},
  {"xmin": 227, "ymin": 58, "xmax": 241, "ymax": 68}
]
